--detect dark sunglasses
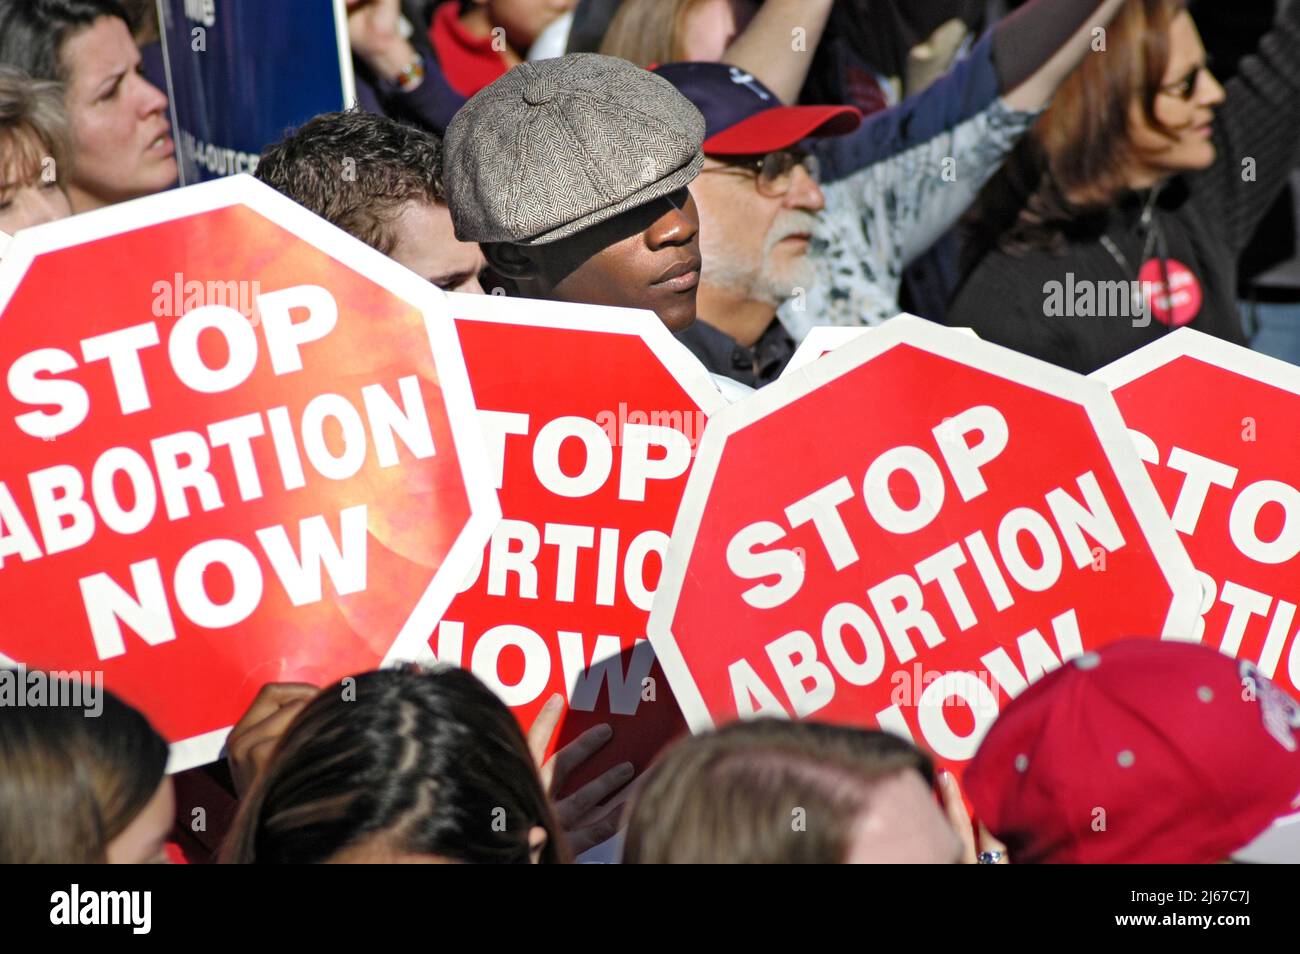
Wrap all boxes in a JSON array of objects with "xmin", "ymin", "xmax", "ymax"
[{"xmin": 1159, "ymin": 57, "xmax": 1215, "ymax": 101}]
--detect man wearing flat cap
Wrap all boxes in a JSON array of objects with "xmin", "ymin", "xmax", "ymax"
[{"xmin": 442, "ymin": 53, "xmax": 706, "ymax": 336}]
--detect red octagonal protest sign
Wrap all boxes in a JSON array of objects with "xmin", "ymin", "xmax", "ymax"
[
  {"xmin": 0, "ymin": 175, "xmax": 498, "ymax": 770},
  {"xmin": 428, "ymin": 295, "xmax": 726, "ymax": 789},
  {"xmin": 648, "ymin": 317, "xmax": 1200, "ymax": 772},
  {"xmin": 1095, "ymin": 329, "xmax": 1300, "ymax": 700}
]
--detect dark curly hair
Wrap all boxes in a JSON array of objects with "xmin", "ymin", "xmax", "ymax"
[
  {"xmin": 0, "ymin": 0, "xmax": 132, "ymax": 83},
  {"xmin": 256, "ymin": 108, "xmax": 447, "ymax": 257},
  {"xmin": 221, "ymin": 666, "xmax": 570, "ymax": 864}
]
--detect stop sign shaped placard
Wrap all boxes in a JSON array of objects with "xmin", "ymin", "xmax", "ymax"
[
  {"xmin": 429, "ymin": 294, "xmax": 725, "ymax": 787},
  {"xmin": 0, "ymin": 176, "xmax": 498, "ymax": 769},
  {"xmin": 648, "ymin": 317, "xmax": 1200, "ymax": 770},
  {"xmin": 1095, "ymin": 329, "xmax": 1300, "ymax": 699}
]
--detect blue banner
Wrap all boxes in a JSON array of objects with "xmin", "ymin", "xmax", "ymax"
[{"xmin": 158, "ymin": 0, "xmax": 355, "ymax": 184}]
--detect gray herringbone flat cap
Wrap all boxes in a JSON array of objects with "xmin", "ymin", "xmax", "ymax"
[{"xmin": 443, "ymin": 53, "xmax": 705, "ymax": 245}]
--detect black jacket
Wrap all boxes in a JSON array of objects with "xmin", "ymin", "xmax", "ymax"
[{"xmin": 948, "ymin": 2, "xmax": 1300, "ymax": 373}]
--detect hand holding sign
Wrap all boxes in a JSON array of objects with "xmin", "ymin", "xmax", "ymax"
[
  {"xmin": 527, "ymin": 693, "xmax": 633, "ymax": 854},
  {"xmin": 226, "ymin": 681, "xmax": 317, "ymax": 796}
]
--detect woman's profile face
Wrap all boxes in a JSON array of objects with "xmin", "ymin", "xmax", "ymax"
[
  {"xmin": 1127, "ymin": 11, "xmax": 1226, "ymax": 183},
  {"xmin": 60, "ymin": 15, "xmax": 177, "ymax": 211}
]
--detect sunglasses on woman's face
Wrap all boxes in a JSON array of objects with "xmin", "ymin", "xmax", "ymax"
[{"xmin": 1159, "ymin": 58, "xmax": 1214, "ymax": 101}]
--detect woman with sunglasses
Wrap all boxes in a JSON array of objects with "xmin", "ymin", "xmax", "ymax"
[{"xmin": 946, "ymin": 0, "xmax": 1294, "ymax": 374}]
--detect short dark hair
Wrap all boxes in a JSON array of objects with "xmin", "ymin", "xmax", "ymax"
[
  {"xmin": 0, "ymin": 674, "xmax": 167, "ymax": 863},
  {"xmin": 0, "ymin": 0, "xmax": 132, "ymax": 83},
  {"xmin": 256, "ymin": 109, "xmax": 446, "ymax": 257},
  {"xmin": 220, "ymin": 666, "xmax": 570, "ymax": 864},
  {"xmin": 622, "ymin": 718, "xmax": 936, "ymax": 864}
]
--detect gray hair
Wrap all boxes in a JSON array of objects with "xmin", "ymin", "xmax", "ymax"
[{"xmin": 0, "ymin": 65, "xmax": 72, "ymax": 190}]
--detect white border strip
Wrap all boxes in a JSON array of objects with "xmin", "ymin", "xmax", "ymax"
[
  {"xmin": 155, "ymin": 0, "xmax": 186, "ymax": 185},
  {"xmin": 1094, "ymin": 326, "xmax": 1300, "ymax": 396},
  {"xmin": 781, "ymin": 318, "xmax": 978, "ymax": 378},
  {"xmin": 332, "ymin": 0, "xmax": 359, "ymax": 107}
]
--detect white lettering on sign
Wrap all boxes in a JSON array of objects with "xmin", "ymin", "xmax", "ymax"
[
  {"xmin": 79, "ymin": 506, "xmax": 368, "ymax": 660},
  {"xmin": 716, "ymin": 403, "xmax": 1127, "ymax": 758},
  {"xmin": 475, "ymin": 410, "xmax": 692, "ymax": 501},
  {"xmin": 2, "ymin": 375, "xmax": 430, "ymax": 559},
  {"xmin": 729, "ymin": 608, "xmax": 1084, "ymax": 760},
  {"xmin": 1126, "ymin": 428, "xmax": 1300, "ymax": 681},
  {"xmin": 7, "ymin": 285, "xmax": 336, "ymax": 440},
  {"xmin": 727, "ymin": 405, "xmax": 1124, "ymax": 611},
  {"xmin": 183, "ymin": 0, "xmax": 215, "ymax": 28},
  {"xmin": 1, "ymin": 286, "xmax": 438, "ymax": 660},
  {"xmin": 433, "ymin": 405, "xmax": 695, "ymax": 712},
  {"xmin": 431, "ymin": 619, "xmax": 657, "ymax": 714},
  {"xmin": 1185, "ymin": 571, "xmax": 1300, "ymax": 691},
  {"xmin": 1135, "ymin": 433, "xmax": 1300, "ymax": 565}
]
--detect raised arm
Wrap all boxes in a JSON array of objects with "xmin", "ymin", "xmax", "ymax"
[
  {"xmin": 1196, "ymin": 1, "xmax": 1300, "ymax": 254},
  {"xmin": 786, "ymin": 0, "xmax": 1127, "ymax": 334},
  {"xmin": 350, "ymin": 0, "xmax": 467, "ymax": 134},
  {"xmin": 721, "ymin": 0, "xmax": 834, "ymax": 105},
  {"xmin": 997, "ymin": 0, "xmax": 1128, "ymax": 111}
]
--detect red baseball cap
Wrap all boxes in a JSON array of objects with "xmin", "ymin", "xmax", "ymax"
[
  {"xmin": 652, "ymin": 62, "xmax": 860, "ymax": 156},
  {"xmin": 965, "ymin": 639, "xmax": 1300, "ymax": 864}
]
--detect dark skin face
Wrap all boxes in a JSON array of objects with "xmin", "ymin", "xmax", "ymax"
[{"xmin": 485, "ymin": 188, "xmax": 702, "ymax": 332}]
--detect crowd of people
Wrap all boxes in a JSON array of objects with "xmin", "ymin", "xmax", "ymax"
[{"xmin": 2, "ymin": 0, "xmax": 1300, "ymax": 863}]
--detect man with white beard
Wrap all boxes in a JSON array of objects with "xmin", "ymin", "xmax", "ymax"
[
  {"xmin": 655, "ymin": 0, "xmax": 1131, "ymax": 386},
  {"xmin": 654, "ymin": 61, "xmax": 860, "ymax": 388}
]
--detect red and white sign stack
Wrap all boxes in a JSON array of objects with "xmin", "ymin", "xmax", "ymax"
[
  {"xmin": 1095, "ymin": 329, "xmax": 1300, "ymax": 699},
  {"xmin": 430, "ymin": 294, "xmax": 726, "ymax": 787},
  {"xmin": 649, "ymin": 317, "xmax": 1200, "ymax": 772}
]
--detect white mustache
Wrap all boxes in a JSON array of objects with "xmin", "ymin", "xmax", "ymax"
[{"xmin": 764, "ymin": 210, "xmax": 821, "ymax": 252}]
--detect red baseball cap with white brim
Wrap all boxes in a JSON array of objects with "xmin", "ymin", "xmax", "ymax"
[
  {"xmin": 652, "ymin": 61, "xmax": 861, "ymax": 156},
  {"xmin": 1233, "ymin": 808, "xmax": 1300, "ymax": 863},
  {"xmin": 965, "ymin": 639, "xmax": 1300, "ymax": 864}
]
